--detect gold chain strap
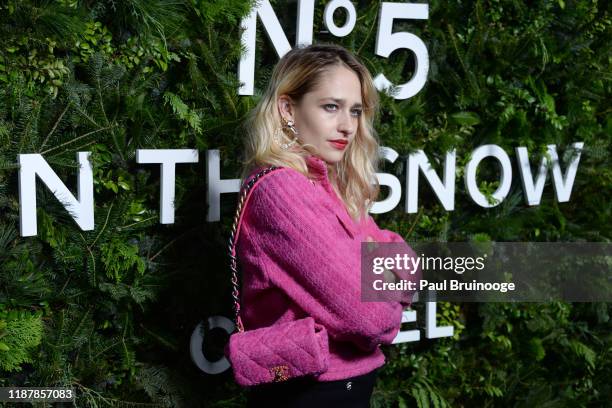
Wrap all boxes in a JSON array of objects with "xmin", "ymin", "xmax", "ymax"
[{"xmin": 228, "ymin": 166, "xmax": 281, "ymax": 332}]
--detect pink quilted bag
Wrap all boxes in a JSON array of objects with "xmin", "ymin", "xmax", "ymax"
[
  {"xmin": 227, "ymin": 316, "xmax": 329, "ymax": 386},
  {"xmin": 224, "ymin": 166, "xmax": 330, "ymax": 387}
]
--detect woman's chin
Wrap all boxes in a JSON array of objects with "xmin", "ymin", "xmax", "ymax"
[{"xmin": 320, "ymin": 150, "xmax": 346, "ymax": 165}]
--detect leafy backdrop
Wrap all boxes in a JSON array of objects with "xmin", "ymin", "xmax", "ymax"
[{"xmin": 0, "ymin": 0, "xmax": 610, "ymax": 407}]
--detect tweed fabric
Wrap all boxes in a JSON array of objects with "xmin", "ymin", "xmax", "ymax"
[{"xmin": 233, "ymin": 154, "xmax": 414, "ymax": 381}]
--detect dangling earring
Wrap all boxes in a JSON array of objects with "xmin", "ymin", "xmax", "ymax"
[{"xmin": 274, "ymin": 117, "xmax": 300, "ymax": 149}]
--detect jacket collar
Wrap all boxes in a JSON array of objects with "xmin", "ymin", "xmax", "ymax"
[
  {"xmin": 305, "ymin": 154, "xmax": 329, "ymax": 182},
  {"xmin": 305, "ymin": 154, "xmax": 360, "ymax": 238}
]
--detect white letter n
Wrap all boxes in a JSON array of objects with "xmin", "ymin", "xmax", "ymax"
[
  {"xmin": 18, "ymin": 152, "xmax": 94, "ymax": 237},
  {"xmin": 238, "ymin": 0, "xmax": 315, "ymax": 95}
]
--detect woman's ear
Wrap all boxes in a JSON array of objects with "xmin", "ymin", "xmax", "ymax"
[{"xmin": 277, "ymin": 95, "xmax": 294, "ymax": 122}]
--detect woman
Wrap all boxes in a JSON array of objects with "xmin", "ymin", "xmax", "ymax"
[{"xmin": 235, "ymin": 43, "xmax": 414, "ymax": 407}]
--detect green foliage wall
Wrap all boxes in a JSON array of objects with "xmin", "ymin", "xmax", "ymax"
[{"xmin": 0, "ymin": 0, "xmax": 610, "ymax": 406}]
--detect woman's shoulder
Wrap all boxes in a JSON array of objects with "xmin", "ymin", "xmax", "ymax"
[
  {"xmin": 242, "ymin": 165, "xmax": 328, "ymax": 225},
  {"xmin": 244, "ymin": 165, "xmax": 314, "ymax": 196}
]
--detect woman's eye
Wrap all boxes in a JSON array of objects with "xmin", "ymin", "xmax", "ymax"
[
  {"xmin": 324, "ymin": 104, "xmax": 362, "ymax": 117},
  {"xmin": 324, "ymin": 104, "xmax": 338, "ymax": 111}
]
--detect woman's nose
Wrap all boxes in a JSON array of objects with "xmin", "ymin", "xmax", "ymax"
[{"xmin": 338, "ymin": 109, "xmax": 355, "ymax": 134}]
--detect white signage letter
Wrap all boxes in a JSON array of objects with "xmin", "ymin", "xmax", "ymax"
[
  {"xmin": 374, "ymin": 2, "xmax": 429, "ymax": 99},
  {"xmin": 392, "ymin": 309, "xmax": 420, "ymax": 344},
  {"xmin": 465, "ymin": 145, "xmax": 512, "ymax": 208},
  {"xmin": 18, "ymin": 152, "xmax": 94, "ymax": 237},
  {"xmin": 406, "ymin": 149, "xmax": 456, "ymax": 213},
  {"xmin": 239, "ymin": 0, "xmax": 315, "ymax": 95},
  {"xmin": 190, "ymin": 317, "xmax": 233, "ymax": 374},
  {"xmin": 425, "ymin": 301, "xmax": 454, "ymax": 339},
  {"xmin": 549, "ymin": 142, "xmax": 584, "ymax": 203},
  {"xmin": 323, "ymin": 0, "xmax": 357, "ymax": 37},
  {"xmin": 371, "ymin": 147, "xmax": 402, "ymax": 214},
  {"xmin": 206, "ymin": 150, "xmax": 241, "ymax": 222},
  {"xmin": 136, "ymin": 149, "xmax": 199, "ymax": 224},
  {"xmin": 516, "ymin": 145, "xmax": 548, "ymax": 206}
]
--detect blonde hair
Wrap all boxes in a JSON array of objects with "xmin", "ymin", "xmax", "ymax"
[{"xmin": 240, "ymin": 43, "xmax": 382, "ymax": 222}]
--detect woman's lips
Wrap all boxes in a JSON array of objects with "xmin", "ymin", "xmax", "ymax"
[{"xmin": 329, "ymin": 140, "xmax": 348, "ymax": 150}]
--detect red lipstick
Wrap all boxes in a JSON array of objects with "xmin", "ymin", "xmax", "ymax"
[{"xmin": 329, "ymin": 139, "xmax": 348, "ymax": 150}]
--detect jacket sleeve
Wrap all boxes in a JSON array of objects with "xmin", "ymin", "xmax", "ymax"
[
  {"xmin": 363, "ymin": 214, "xmax": 405, "ymax": 243},
  {"xmin": 241, "ymin": 168, "xmax": 403, "ymax": 351},
  {"xmin": 363, "ymin": 215, "xmax": 420, "ymax": 308}
]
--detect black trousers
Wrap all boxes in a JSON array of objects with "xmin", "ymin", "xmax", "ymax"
[{"xmin": 245, "ymin": 368, "xmax": 379, "ymax": 408}]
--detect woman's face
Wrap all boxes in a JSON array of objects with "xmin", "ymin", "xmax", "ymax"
[{"xmin": 278, "ymin": 64, "xmax": 363, "ymax": 164}]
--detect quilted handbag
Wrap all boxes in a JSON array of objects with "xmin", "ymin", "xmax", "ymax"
[{"xmin": 224, "ymin": 166, "xmax": 330, "ymax": 387}]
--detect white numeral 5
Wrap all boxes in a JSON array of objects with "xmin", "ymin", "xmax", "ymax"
[{"xmin": 374, "ymin": 3, "xmax": 429, "ymax": 100}]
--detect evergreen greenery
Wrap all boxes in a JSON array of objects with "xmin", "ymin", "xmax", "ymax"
[{"xmin": 0, "ymin": 0, "xmax": 610, "ymax": 406}]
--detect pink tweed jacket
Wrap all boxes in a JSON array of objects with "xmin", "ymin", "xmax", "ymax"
[{"xmin": 235, "ymin": 154, "xmax": 411, "ymax": 381}]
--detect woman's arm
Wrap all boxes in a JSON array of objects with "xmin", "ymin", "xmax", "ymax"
[{"xmin": 241, "ymin": 168, "xmax": 403, "ymax": 351}]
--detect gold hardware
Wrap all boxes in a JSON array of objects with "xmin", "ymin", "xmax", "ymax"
[{"xmin": 270, "ymin": 365, "xmax": 290, "ymax": 382}]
